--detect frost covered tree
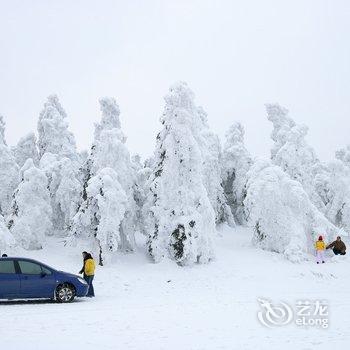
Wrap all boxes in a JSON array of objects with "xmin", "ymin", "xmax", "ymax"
[
  {"xmin": 12, "ymin": 132, "xmax": 39, "ymax": 167},
  {"xmin": 37, "ymin": 96, "xmax": 81, "ymax": 234},
  {"xmin": 146, "ymin": 82, "xmax": 216, "ymax": 265},
  {"xmin": 266, "ymin": 104, "xmax": 324, "ymax": 211},
  {"xmin": 266, "ymin": 104, "xmax": 295, "ymax": 159},
  {"xmin": 222, "ymin": 122, "xmax": 253, "ymax": 225},
  {"xmin": 0, "ymin": 115, "xmax": 19, "ymax": 215},
  {"xmin": 141, "ymin": 83, "xmax": 233, "ymax": 228},
  {"xmin": 40, "ymin": 153, "xmax": 81, "ymax": 233},
  {"xmin": 196, "ymin": 107, "xmax": 234, "ymax": 226},
  {"xmin": 244, "ymin": 159, "xmax": 338, "ymax": 262},
  {"xmin": 0, "ymin": 214, "xmax": 15, "ymax": 256},
  {"xmin": 336, "ymin": 145, "xmax": 350, "ymax": 168},
  {"xmin": 267, "ymin": 105, "xmax": 350, "ymax": 230},
  {"xmin": 314, "ymin": 160, "xmax": 350, "ymax": 233},
  {"xmin": 94, "ymin": 97, "xmax": 124, "ymax": 141},
  {"xmin": 37, "ymin": 95, "xmax": 78, "ymax": 160},
  {"xmin": 131, "ymin": 154, "xmax": 152, "ymax": 235},
  {"xmin": 91, "ymin": 98, "xmax": 132, "ymax": 187},
  {"xmin": 75, "ymin": 97, "xmax": 136, "ymax": 251},
  {"xmin": 8, "ymin": 159, "xmax": 52, "ymax": 250},
  {"xmin": 71, "ymin": 168, "xmax": 127, "ymax": 265},
  {"xmin": 0, "ymin": 115, "xmax": 7, "ymax": 146}
]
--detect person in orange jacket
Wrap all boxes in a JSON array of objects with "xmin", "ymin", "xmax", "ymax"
[
  {"xmin": 315, "ymin": 235, "xmax": 326, "ymax": 264},
  {"xmin": 79, "ymin": 251, "xmax": 96, "ymax": 297}
]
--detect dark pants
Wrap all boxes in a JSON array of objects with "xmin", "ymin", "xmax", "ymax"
[
  {"xmin": 84, "ymin": 275, "xmax": 95, "ymax": 297},
  {"xmin": 333, "ymin": 249, "xmax": 346, "ymax": 256}
]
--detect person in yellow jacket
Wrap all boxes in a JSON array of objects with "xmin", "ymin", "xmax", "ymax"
[
  {"xmin": 315, "ymin": 235, "xmax": 326, "ymax": 264},
  {"xmin": 79, "ymin": 251, "xmax": 96, "ymax": 297}
]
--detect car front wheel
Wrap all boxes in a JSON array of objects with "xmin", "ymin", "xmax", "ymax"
[{"xmin": 56, "ymin": 283, "xmax": 75, "ymax": 303}]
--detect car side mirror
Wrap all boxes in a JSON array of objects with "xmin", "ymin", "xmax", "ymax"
[{"xmin": 40, "ymin": 272, "xmax": 47, "ymax": 278}]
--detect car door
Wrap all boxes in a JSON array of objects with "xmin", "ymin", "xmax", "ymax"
[
  {"xmin": 17, "ymin": 260, "xmax": 56, "ymax": 298},
  {"xmin": 0, "ymin": 260, "xmax": 20, "ymax": 299}
]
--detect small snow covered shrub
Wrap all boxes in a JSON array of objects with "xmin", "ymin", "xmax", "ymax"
[
  {"xmin": 146, "ymin": 82, "xmax": 216, "ymax": 265},
  {"xmin": 71, "ymin": 168, "xmax": 127, "ymax": 265},
  {"xmin": 244, "ymin": 160, "xmax": 338, "ymax": 262},
  {"xmin": 8, "ymin": 159, "xmax": 52, "ymax": 250}
]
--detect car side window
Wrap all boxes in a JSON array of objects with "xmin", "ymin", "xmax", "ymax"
[
  {"xmin": 42, "ymin": 266, "xmax": 52, "ymax": 275},
  {"xmin": 18, "ymin": 261, "xmax": 43, "ymax": 275},
  {"xmin": 0, "ymin": 260, "xmax": 16, "ymax": 274}
]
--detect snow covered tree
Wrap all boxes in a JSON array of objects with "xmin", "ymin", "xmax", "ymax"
[
  {"xmin": 314, "ymin": 160, "xmax": 350, "ymax": 233},
  {"xmin": 75, "ymin": 97, "xmax": 137, "ymax": 251},
  {"xmin": 266, "ymin": 104, "xmax": 324, "ymax": 211},
  {"xmin": 244, "ymin": 159, "xmax": 338, "ymax": 262},
  {"xmin": 266, "ymin": 104, "xmax": 295, "ymax": 159},
  {"xmin": 71, "ymin": 168, "xmax": 127, "ymax": 265},
  {"xmin": 0, "ymin": 115, "xmax": 19, "ymax": 215},
  {"xmin": 91, "ymin": 98, "xmax": 133, "ymax": 187},
  {"xmin": 55, "ymin": 158, "xmax": 82, "ymax": 231},
  {"xmin": 8, "ymin": 159, "xmax": 52, "ymax": 250},
  {"xmin": 0, "ymin": 115, "xmax": 6, "ymax": 146},
  {"xmin": 37, "ymin": 96, "xmax": 81, "ymax": 234},
  {"xmin": 39, "ymin": 153, "xmax": 81, "ymax": 234},
  {"xmin": 336, "ymin": 145, "xmax": 350, "ymax": 168},
  {"xmin": 12, "ymin": 132, "xmax": 39, "ymax": 167},
  {"xmin": 0, "ymin": 214, "xmax": 15, "ymax": 256},
  {"xmin": 266, "ymin": 105, "xmax": 350, "ymax": 233},
  {"xmin": 94, "ymin": 97, "xmax": 124, "ymax": 141},
  {"xmin": 37, "ymin": 95, "xmax": 78, "ymax": 160},
  {"xmin": 131, "ymin": 154, "xmax": 152, "ymax": 236},
  {"xmin": 196, "ymin": 107, "xmax": 234, "ymax": 226},
  {"xmin": 146, "ymin": 82, "xmax": 216, "ymax": 265},
  {"xmin": 222, "ymin": 122, "xmax": 253, "ymax": 225}
]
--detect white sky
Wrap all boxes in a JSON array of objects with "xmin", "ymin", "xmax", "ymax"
[{"xmin": 0, "ymin": 0, "xmax": 349, "ymax": 160}]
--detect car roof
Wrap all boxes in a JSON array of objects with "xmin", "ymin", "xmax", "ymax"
[
  {"xmin": 0, "ymin": 257, "xmax": 57, "ymax": 270},
  {"xmin": 0, "ymin": 257, "xmax": 38, "ymax": 261}
]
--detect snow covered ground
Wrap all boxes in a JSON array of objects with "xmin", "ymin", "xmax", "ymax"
[{"xmin": 1, "ymin": 226, "xmax": 350, "ymax": 350}]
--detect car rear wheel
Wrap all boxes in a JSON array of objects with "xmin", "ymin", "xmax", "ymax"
[{"xmin": 56, "ymin": 283, "xmax": 75, "ymax": 303}]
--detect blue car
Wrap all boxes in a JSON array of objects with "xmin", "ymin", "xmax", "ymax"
[{"xmin": 0, "ymin": 257, "xmax": 89, "ymax": 303}]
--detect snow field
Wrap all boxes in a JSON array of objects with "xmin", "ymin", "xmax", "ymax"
[{"xmin": 1, "ymin": 226, "xmax": 349, "ymax": 350}]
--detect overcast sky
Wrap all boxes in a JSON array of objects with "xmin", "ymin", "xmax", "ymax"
[{"xmin": 0, "ymin": 0, "xmax": 349, "ymax": 160}]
